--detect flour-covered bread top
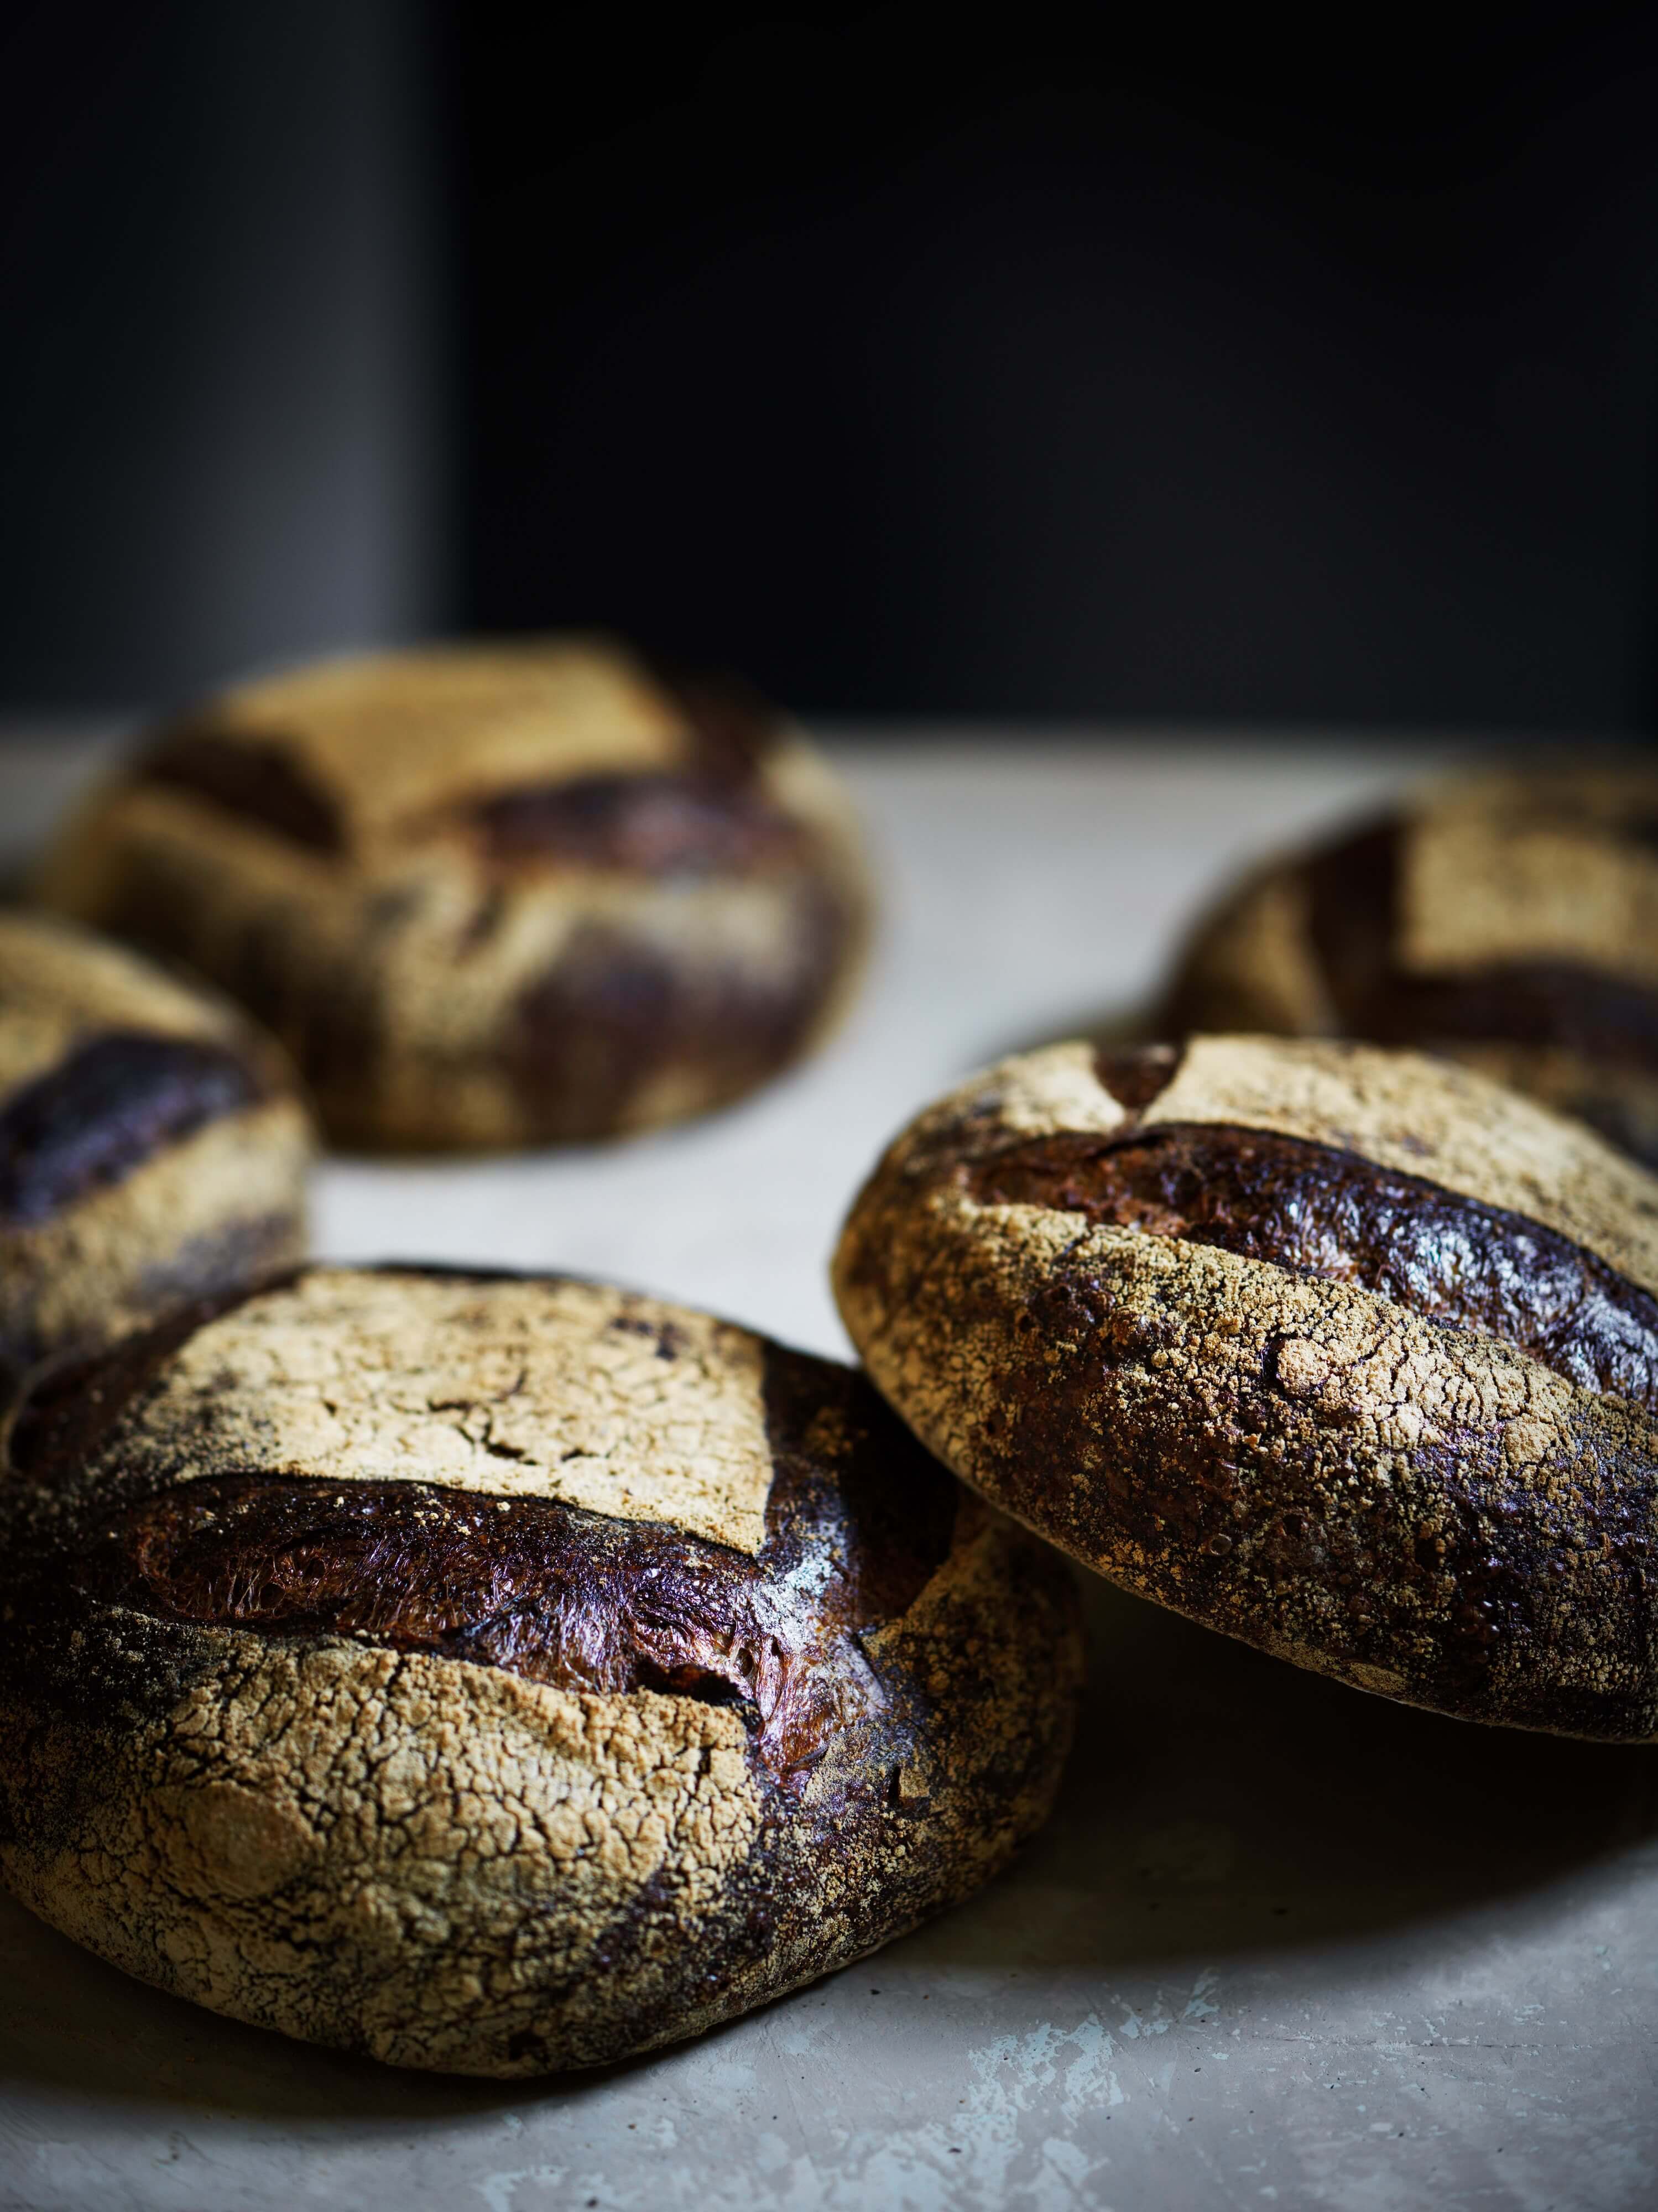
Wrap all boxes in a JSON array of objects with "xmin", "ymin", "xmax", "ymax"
[
  {"xmin": 0, "ymin": 1265, "xmax": 1079, "ymax": 2075},
  {"xmin": 835, "ymin": 1034, "xmax": 1658, "ymax": 1739}
]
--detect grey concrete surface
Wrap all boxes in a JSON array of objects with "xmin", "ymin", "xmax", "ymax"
[{"xmin": 2, "ymin": 731, "xmax": 1654, "ymax": 2212}]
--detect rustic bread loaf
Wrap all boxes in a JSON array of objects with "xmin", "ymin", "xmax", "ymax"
[
  {"xmin": 0, "ymin": 1266, "xmax": 1080, "ymax": 2075},
  {"xmin": 0, "ymin": 911, "xmax": 309, "ymax": 1382},
  {"xmin": 1161, "ymin": 764, "xmax": 1658, "ymax": 1165},
  {"xmin": 34, "ymin": 641, "xmax": 872, "ymax": 1150},
  {"xmin": 833, "ymin": 1032, "xmax": 1658, "ymax": 1739}
]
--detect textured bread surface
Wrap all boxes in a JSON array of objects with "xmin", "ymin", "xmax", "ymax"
[
  {"xmin": 833, "ymin": 1034, "xmax": 1658, "ymax": 1738},
  {"xmin": 33, "ymin": 640, "xmax": 872, "ymax": 1150},
  {"xmin": 0, "ymin": 1266, "xmax": 1080, "ymax": 2076},
  {"xmin": 0, "ymin": 911, "xmax": 310, "ymax": 1375},
  {"xmin": 1161, "ymin": 764, "xmax": 1658, "ymax": 1165}
]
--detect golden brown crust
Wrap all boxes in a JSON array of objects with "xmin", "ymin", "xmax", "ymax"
[
  {"xmin": 833, "ymin": 1034, "xmax": 1658, "ymax": 1739},
  {"xmin": 33, "ymin": 642, "xmax": 873, "ymax": 1151},
  {"xmin": 0, "ymin": 912, "xmax": 311, "ymax": 1374},
  {"xmin": 0, "ymin": 1266, "xmax": 1080, "ymax": 2075},
  {"xmin": 1160, "ymin": 764, "xmax": 1658, "ymax": 1166}
]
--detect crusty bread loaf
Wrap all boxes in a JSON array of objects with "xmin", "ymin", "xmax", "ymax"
[
  {"xmin": 835, "ymin": 1032, "xmax": 1658, "ymax": 1739},
  {"xmin": 0, "ymin": 1265, "xmax": 1080, "ymax": 2075}
]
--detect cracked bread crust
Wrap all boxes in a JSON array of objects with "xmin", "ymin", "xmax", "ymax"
[
  {"xmin": 0, "ymin": 912, "xmax": 310, "ymax": 1379},
  {"xmin": 832, "ymin": 1035, "xmax": 1658, "ymax": 1739},
  {"xmin": 1160, "ymin": 764, "xmax": 1658, "ymax": 1166},
  {"xmin": 32, "ymin": 640, "xmax": 872, "ymax": 1151},
  {"xmin": 0, "ymin": 1266, "xmax": 1080, "ymax": 2076},
  {"xmin": 9, "ymin": 1267, "xmax": 782, "ymax": 1553}
]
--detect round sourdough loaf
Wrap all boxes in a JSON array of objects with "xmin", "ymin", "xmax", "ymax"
[
  {"xmin": 34, "ymin": 640, "xmax": 872, "ymax": 1150},
  {"xmin": 0, "ymin": 1266, "xmax": 1080, "ymax": 2075},
  {"xmin": 1160, "ymin": 764, "xmax": 1658, "ymax": 1165},
  {"xmin": 0, "ymin": 910, "xmax": 309, "ymax": 1382},
  {"xmin": 833, "ymin": 1033, "xmax": 1658, "ymax": 1739}
]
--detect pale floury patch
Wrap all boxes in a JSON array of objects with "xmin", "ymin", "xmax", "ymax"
[
  {"xmin": 106, "ymin": 1269, "xmax": 777, "ymax": 1555},
  {"xmin": 0, "ymin": 910, "xmax": 257, "ymax": 1095},
  {"xmin": 1399, "ymin": 770, "xmax": 1658, "ymax": 985},
  {"xmin": 185, "ymin": 639, "xmax": 693, "ymax": 846}
]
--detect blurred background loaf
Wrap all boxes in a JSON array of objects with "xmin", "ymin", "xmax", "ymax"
[
  {"xmin": 35, "ymin": 642, "xmax": 872, "ymax": 1150},
  {"xmin": 1161, "ymin": 764, "xmax": 1658, "ymax": 1165}
]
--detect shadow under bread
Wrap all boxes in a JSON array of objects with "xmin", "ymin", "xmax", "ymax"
[{"xmin": 906, "ymin": 1562, "xmax": 1658, "ymax": 1975}]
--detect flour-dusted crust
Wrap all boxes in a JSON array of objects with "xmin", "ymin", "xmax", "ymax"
[
  {"xmin": 51, "ymin": 1270, "xmax": 776, "ymax": 1553},
  {"xmin": 0, "ymin": 911, "xmax": 311, "ymax": 1376},
  {"xmin": 1398, "ymin": 768, "xmax": 1658, "ymax": 980},
  {"xmin": 834, "ymin": 1034, "xmax": 1658, "ymax": 1739},
  {"xmin": 1161, "ymin": 763, "xmax": 1658, "ymax": 1166},
  {"xmin": 33, "ymin": 641, "xmax": 873, "ymax": 1150},
  {"xmin": 0, "ymin": 1266, "xmax": 1080, "ymax": 2076}
]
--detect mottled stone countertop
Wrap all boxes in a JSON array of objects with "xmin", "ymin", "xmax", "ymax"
[{"xmin": 1, "ymin": 730, "xmax": 1652, "ymax": 2212}]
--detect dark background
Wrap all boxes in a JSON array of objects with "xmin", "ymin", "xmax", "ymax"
[{"xmin": 4, "ymin": 2, "xmax": 1657, "ymax": 732}]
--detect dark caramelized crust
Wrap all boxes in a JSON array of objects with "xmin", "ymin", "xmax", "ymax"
[
  {"xmin": 509, "ymin": 884, "xmax": 852, "ymax": 1141},
  {"xmin": 84, "ymin": 1453, "xmax": 946, "ymax": 1792},
  {"xmin": 1094, "ymin": 1042, "xmax": 1181, "ymax": 1112},
  {"xmin": 462, "ymin": 668, "xmax": 799, "ymax": 875},
  {"xmin": 654, "ymin": 665, "xmax": 783, "ymax": 781},
  {"xmin": 967, "ymin": 1260, "xmax": 1658, "ymax": 1738},
  {"xmin": 969, "ymin": 1122, "xmax": 1658, "ymax": 1413},
  {"xmin": 1396, "ymin": 964, "xmax": 1658, "ymax": 1066},
  {"xmin": 472, "ymin": 773, "xmax": 809, "ymax": 875},
  {"xmin": 72, "ymin": 1339, "xmax": 956, "ymax": 1794},
  {"xmin": 1301, "ymin": 818, "xmax": 1399, "ymax": 1025},
  {"xmin": 1307, "ymin": 821, "xmax": 1658, "ymax": 1072},
  {"xmin": 138, "ymin": 731, "xmax": 344, "ymax": 854},
  {"xmin": 0, "ymin": 1032, "xmax": 264, "ymax": 1225},
  {"xmin": 4, "ymin": 1309, "xmax": 964, "ymax": 1797}
]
